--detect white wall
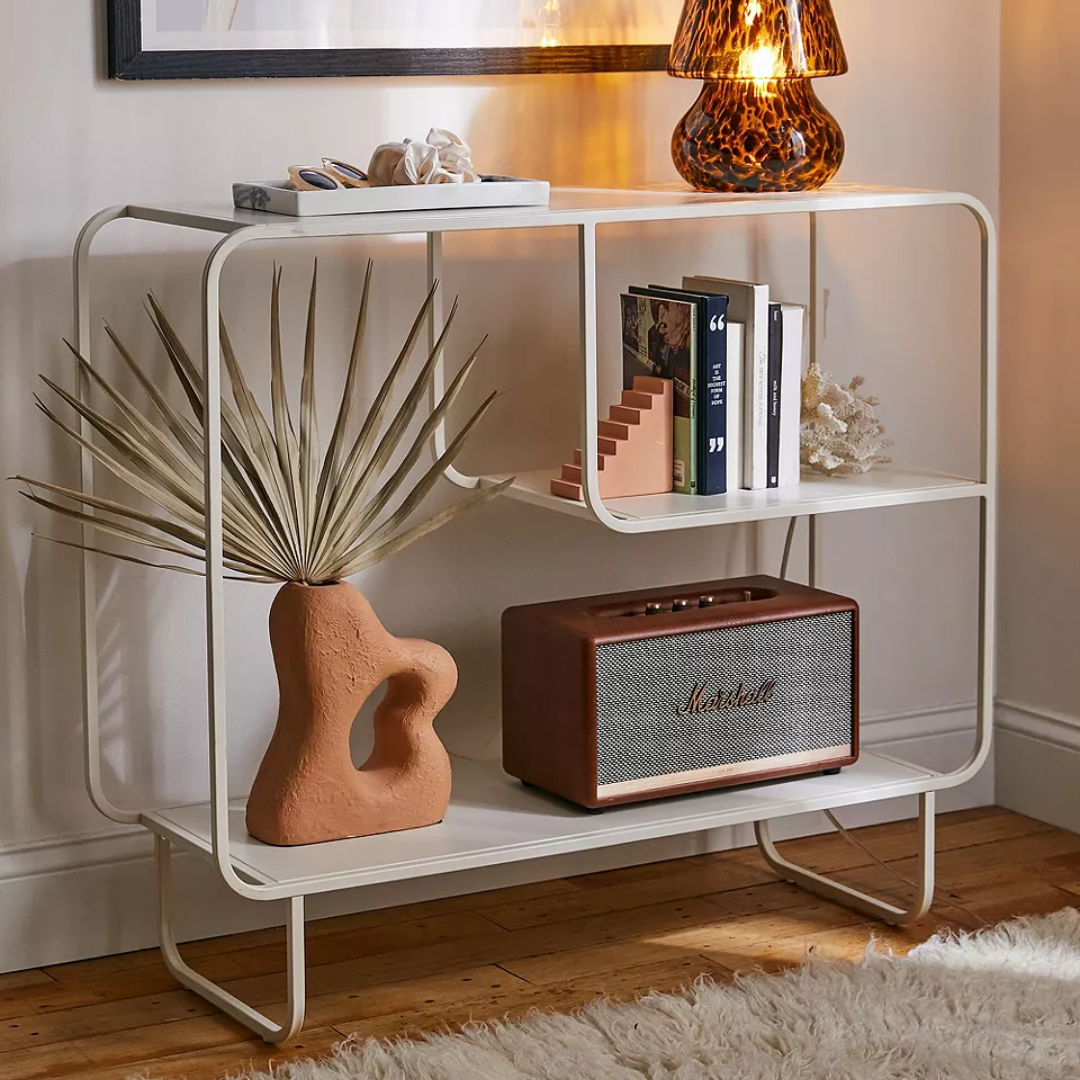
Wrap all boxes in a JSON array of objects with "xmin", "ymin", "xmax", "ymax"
[
  {"xmin": 996, "ymin": 0, "xmax": 1080, "ymax": 829},
  {"xmin": 0, "ymin": 1, "xmax": 999, "ymax": 971}
]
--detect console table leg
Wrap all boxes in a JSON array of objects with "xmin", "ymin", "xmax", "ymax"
[
  {"xmin": 754, "ymin": 791, "xmax": 936, "ymax": 926},
  {"xmin": 155, "ymin": 835, "xmax": 307, "ymax": 1043}
]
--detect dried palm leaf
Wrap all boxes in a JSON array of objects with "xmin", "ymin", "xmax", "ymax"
[{"xmin": 17, "ymin": 264, "xmax": 512, "ymax": 585}]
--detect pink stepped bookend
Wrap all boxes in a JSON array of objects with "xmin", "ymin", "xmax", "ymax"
[{"xmin": 551, "ymin": 377, "xmax": 674, "ymax": 501}]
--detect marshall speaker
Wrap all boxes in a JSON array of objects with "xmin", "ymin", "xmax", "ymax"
[{"xmin": 502, "ymin": 575, "xmax": 859, "ymax": 810}]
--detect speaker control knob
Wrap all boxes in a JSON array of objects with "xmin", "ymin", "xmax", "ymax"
[
  {"xmin": 672, "ymin": 599, "xmax": 691, "ymax": 612},
  {"xmin": 645, "ymin": 602, "xmax": 665, "ymax": 616},
  {"xmin": 699, "ymin": 595, "xmax": 716, "ymax": 608}
]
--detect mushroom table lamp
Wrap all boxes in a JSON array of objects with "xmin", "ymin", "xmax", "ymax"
[{"xmin": 668, "ymin": 0, "xmax": 848, "ymax": 193}]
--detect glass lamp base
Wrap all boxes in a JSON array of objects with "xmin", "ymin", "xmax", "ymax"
[{"xmin": 672, "ymin": 79, "xmax": 845, "ymax": 193}]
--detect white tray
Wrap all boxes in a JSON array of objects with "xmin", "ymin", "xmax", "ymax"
[{"xmin": 233, "ymin": 175, "xmax": 550, "ymax": 217}]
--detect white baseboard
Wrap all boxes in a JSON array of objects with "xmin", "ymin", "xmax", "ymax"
[
  {"xmin": 0, "ymin": 703, "xmax": 990, "ymax": 973},
  {"xmin": 996, "ymin": 700, "xmax": 1080, "ymax": 833}
]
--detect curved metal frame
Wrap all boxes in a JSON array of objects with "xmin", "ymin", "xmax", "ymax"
[
  {"xmin": 157, "ymin": 836, "xmax": 306, "ymax": 1041},
  {"xmin": 756, "ymin": 792, "xmax": 937, "ymax": 925},
  {"xmin": 73, "ymin": 190, "xmax": 997, "ymax": 1038},
  {"xmin": 74, "ymin": 207, "xmax": 141, "ymax": 827}
]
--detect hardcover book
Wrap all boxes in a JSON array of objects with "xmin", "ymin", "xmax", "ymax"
[
  {"xmin": 622, "ymin": 291, "xmax": 697, "ymax": 494},
  {"xmin": 779, "ymin": 304, "xmax": 806, "ymax": 488},
  {"xmin": 767, "ymin": 302, "xmax": 783, "ymax": 489},
  {"xmin": 726, "ymin": 322, "xmax": 744, "ymax": 493},
  {"xmin": 647, "ymin": 285, "xmax": 730, "ymax": 497},
  {"xmin": 683, "ymin": 276, "xmax": 771, "ymax": 489}
]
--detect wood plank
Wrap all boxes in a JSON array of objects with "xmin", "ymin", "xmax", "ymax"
[
  {"xmin": 41, "ymin": 949, "xmax": 163, "ymax": 984},
  {"xmin": 568, "ymin": 845, "xmax": 774, "ymax": 892},
  {"xmin": 37, "ymin": 882, "xmax": 578, "ymax": 983},
  {"xmin": 1029, "ymin": 850, "xmax": 1080, "ymax": 882},
  {"xmin": 757, "ymin": 806, "xmax": 1058, "ymax": 875},
  {"xmin": 0, "ymin": 1015, "xmax": 249, "ymax": 1080},
  {"xmin": 0, "ymin": 972, "xmax": 54, "ymax": 994},
  {"xmin": 562, "ymin": 808, "xmax": 1035, "ymax": 894},
  {"xmin": 704, "ymin": 916, "xmax": 968, "ymax": 973},
  {"xmin": 221, "ymin": 898, "xmax": 729, "ymax": 1008},
  {"xmin": 2, "ymin": 913, "xmax": 502, "ymax": 1020},
  {"xmin": 0, "ymin": 953, "xmax": 248, "ymax": 1022},
  {"xmin": 333, "ymin": 957, "xmax": 733, "ymax": 1042},
  {"xmin": 172, "ymin": 877, "xmax": 582, "ymax": 961},
  {"xmin": 832, "ymin": 831, "xmax": 1080, "ymax": 898},
  {"xmin": 68, "ymin": 1027, "xmax": 343, "ymax": 1080},
  {"xmin": 1052, "ymin": 880, "xmax": 1080, "ymax": 897},
  {"xmin": 962, "ymin": 890, "xmax": 1077, "ymax": 926},
  {"xmin": 305, "ymin": 965, "xmax": 530, "ymax": 1029},
  {"xmin": 0, "ymin": 988, "xmax": 220, "ymax": 1054},
  {"xmin": 481, "ymin": 856, "xmax": 780, "ymax": 931},
  {"xmin": 225, "ymin": 911, "xmax": 506, "ymax": 979},
  {"xmin": 501, "ymin": 901, "xmax": 864, "ymax": 984},
  {"xmin": 705, "ymin": 880, "xmax": 816, "ymax": 916},
  {"xmin": 813, "ymin": 858, "xmax": 1077, "ymax": 930}
]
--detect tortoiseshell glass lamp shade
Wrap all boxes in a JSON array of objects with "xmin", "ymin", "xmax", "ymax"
[{"xmin": 668, "ymin": 0, "xmax": 848, "ymax": 193}]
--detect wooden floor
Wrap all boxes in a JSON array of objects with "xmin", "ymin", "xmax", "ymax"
[{"xmin": 2, "ymin": 806, "xmax": 1078, "ymax": 1080}]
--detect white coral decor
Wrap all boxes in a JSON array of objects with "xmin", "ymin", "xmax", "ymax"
[
  {"xmin": 800, "ymin": 362, "xmax": 893, "ymax": 476},
  {"xmin": 367, "ymin": 128, "xmax": 481, "ymax": 187}
]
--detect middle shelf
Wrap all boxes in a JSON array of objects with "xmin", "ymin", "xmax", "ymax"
[{"xmin": 478, "ymin": 464, "xmax": 986, "ymax": 530}]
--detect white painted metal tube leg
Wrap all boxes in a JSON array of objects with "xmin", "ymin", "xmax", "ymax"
[
  {"xmin": 156, "ymin": 836, "xmax": 307, "ymax": 1043},
  {"xmin": 426, "ymin": 231, "xmax": 480, "ymax": 490},
  {"xmin": 754, "ymin": 791, "xmax": 936, "ymax": 926}
]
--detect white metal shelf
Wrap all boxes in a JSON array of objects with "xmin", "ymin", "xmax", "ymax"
[
  {"xmin": 482, "ymin": 464, "xmax": 986, "ymax": 528},
  {"xmin": 124, "ymin": 183, "xmax": 985, "ymax": 238},
  {"xmin": 142, "ymin": 753, "xmax": 940, "ymax": 897},
  {"xmin": 72, "ymin": 182, "xmax": 997, "ymax": 1042}
]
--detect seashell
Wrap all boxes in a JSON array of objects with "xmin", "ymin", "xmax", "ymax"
[{"xmin": 800, "ymin": 362, "xmax": 893, "ymax": 476}]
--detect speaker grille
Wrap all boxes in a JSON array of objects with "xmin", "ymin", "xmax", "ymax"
[{"xmin": 594, "ymin": 612, "xmax": 854, "ymax": 788}]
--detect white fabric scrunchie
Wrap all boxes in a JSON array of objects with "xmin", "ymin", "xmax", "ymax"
[{"xmin": 367, "ymin": 128, "xmax": 481, "ymax": 186}]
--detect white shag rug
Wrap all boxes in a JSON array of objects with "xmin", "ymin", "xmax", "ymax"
[{"xmin": 206, "ymin": 908, "xmax": 1080, "ymax": 1080}]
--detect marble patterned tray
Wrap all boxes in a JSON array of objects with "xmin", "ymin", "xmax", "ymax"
[{"xmin": 233, "ymin": 175, "xmax": 550, "ymax": 217}]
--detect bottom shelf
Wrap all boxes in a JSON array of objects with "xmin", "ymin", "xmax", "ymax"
[{"xmin": 143, "ymin": 753, "xmax": 942, "ymax": 898}]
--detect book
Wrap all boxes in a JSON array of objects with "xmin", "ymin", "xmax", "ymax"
[
  {"xmin": 726, "ymin": 322, "xmax": 744, "ymax": 493},
  {"xmin": 646, "ymin": 285, "xmax": 730, "ymax": 496},
  {"xmin": 683, "ymin": 276, "xmax": 771, "ymax": 489},
  {"xmin": 767, "ymin": 303, "xmax": 783, "ymax": 489},
  {"xmin": 779, "ymin": 303, "xmax": 806, "ymax": 488},
  {"xmin": 620, "ymin": 291, "xmax": 697, "ymax": 494}
]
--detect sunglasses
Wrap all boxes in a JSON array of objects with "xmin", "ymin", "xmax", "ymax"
[{"xmin": 288, "ymin": 159, "xmax": 369, "ymax": 192}]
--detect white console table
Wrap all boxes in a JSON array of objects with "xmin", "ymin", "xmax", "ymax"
[{"xmin": 72, "ymin": 184, "xmax": 996, "ymax": 1042}]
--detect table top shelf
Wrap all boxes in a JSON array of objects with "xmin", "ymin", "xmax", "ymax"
[{"xmin": 122, "ymin": 183, "xmax": 989, "ymax": 239}]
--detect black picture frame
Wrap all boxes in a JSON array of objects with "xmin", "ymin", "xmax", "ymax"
[{"xmin": 108, "ymin": 0, "xmax": 672, "ymax": 80}]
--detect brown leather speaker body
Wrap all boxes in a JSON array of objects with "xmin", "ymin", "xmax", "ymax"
[{"xmin": 502, "ymin": 575, "xmax": 859, "ymax": 810}]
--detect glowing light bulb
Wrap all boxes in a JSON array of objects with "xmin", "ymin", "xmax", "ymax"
[{"xmin": 738, "ymin": 42, "xmax": 784, "ymax": 96}]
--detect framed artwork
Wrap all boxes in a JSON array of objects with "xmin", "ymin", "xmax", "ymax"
[{"xmin": 108, "ymin": 0, "xmax": 684, "ymax": 79}]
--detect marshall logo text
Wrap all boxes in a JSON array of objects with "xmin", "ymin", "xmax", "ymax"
[{"xmin": 677, "ymin": 679, "xmax": 776, "ymax": 716}]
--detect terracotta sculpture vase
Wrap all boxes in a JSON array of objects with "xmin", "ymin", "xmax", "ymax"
[{"xmin": 246, "ymin": 581, "xmax": 456, "ymax": 846}]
